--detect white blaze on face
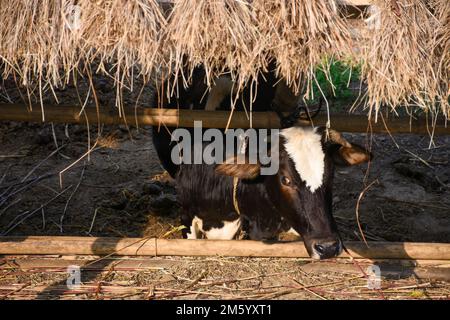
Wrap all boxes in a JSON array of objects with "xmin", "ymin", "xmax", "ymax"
[{"xmin": 280, "ymin": 127, "xmax": 325, "ymax": 193}]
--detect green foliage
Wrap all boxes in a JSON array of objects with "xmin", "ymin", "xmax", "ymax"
[{"xmin": 309, "ymin": 58, "xmax": 361, "ymax": 101}]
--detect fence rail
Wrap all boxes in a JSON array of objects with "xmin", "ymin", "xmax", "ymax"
[
  {"xmin": 0, "ymin": 104, "xmax": 448, "ymax": 135},
  {"xmin": 1, "ymin": 236, "xmax": 449, "ymax": 260}
]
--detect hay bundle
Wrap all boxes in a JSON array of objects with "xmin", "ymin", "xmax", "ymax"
[
  {"xmin": 252, "ymin": 0, "xmax": 353, "ymax": 96},
  {"xmin": 430, "ymin": 0, "xmax": 450, "ymax": 117},
  {"xmin": 0, "ymin": 0, "xmax": 447, "ymax": 120},
  {"xmin": 360, "ymin": 0, "xmax": 448, "ymax": 118},
  {"xmin": 77, "ymin": 0, "xmax": 166, "ymax": 86},
  {"xmin": 0, "ymin": 0, "xmax": 166, "ymax": 98},
  {"xmin": 0, "ymin": 0, "xmax": 80, "ymax": 88},
  {"xmin": 162, "ymin": 0, "xmax": 266, "ymax": 93}
]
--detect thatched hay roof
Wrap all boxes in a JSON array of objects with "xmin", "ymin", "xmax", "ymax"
[
  {"xmin": 359, "ymin": 0, "xmax": 449, "ymax": 119},
  {"xmin": 0, "ymin": 0, "xmax": 448, "ymax": 119}
]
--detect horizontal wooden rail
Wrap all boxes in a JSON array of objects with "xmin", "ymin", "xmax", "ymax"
[
  {"xmin": 0, "ymin": 104, "xmax": 448, "ymax": 135},
  {"xmin": 0, "ymin": 237, "xmax": 449, "ymax": 260}
]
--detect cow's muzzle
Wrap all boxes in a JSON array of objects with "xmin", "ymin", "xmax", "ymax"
[{"xmin": 310, "ymin": 238, "xmax": 343, "ymax": 260}]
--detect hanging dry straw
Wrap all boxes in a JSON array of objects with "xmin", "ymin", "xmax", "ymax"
[
  {"xmin": 0, "ymin": 0, "xmax": 448, "ymax": 121},
  {"xmin": 252, "ymin": 0, "xmax": 353, "ymax": 96},
  {"xmin": 162, "ymin": 0, "xmax": 266, "ymax": 94},
  {"xmin": 0, "ymin": 0, "xmax": 80, "ymax": 89},
  {"xmin": 0, "ymin": 0, "xmax": 166, "ymax": 107},
  {"xmin": 77, "ymin": 0, "xmax": 166, "ymax": 88},
  {"xmin": 430, "ymin": 0, "xmax": 450, "ymax": 118},
  {"xmin": 360, "ymin": 0, "xmax": 449, "ymax": 119}
]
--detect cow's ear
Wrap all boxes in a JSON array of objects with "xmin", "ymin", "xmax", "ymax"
[
  {"xmin": 329, "ymin": 143, "xmax": 373, "ymax": 166},
  {"xmin": 215, "ymin": 156, "xmax": 261, "ymax": 179}
]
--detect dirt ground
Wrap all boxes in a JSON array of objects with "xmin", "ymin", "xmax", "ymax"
[{"xmin": 0, "ymin": 76, "xmax": 449, "ymax": 300}]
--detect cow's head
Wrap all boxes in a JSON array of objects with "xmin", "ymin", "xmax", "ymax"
[{"xmin": 216, "ymin": 126, "xmax": 372, "ymax": 259}]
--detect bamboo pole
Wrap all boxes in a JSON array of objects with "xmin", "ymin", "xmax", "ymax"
[
  {"xmin": 0, "ymin": 104, "xmax": 449, "ymax": 134},
  {"xmin": 0, "ymin": 237, "xmax": 449, "ymax": 260}
]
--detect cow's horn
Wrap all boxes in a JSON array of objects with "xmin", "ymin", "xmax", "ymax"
[{"xmin": 327, "ymin": 129, "xmax": 352, "ymax": 148}]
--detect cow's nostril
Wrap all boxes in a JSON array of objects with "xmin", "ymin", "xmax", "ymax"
[{"xmin": 314, "ymin": 244, "xmax": 325, "ymax": 255}]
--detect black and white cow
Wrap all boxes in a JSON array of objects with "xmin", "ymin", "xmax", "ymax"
[
  {"xmin": 176, "ymin": 127, "xmax": 371, "ymax": 259},
  {"xmin": 151, "ymin": 66, "xmax": 372, "ymax": 260}
]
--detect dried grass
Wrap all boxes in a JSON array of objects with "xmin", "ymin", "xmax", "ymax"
[
  {"xmin": 360, "ymin": 0, "xmax": 449, "ymax": 119},
  {"xmin": 0, "ymin": 0, "xmax": 448, "ymax": 121},
  {"xmin": 0, "ymin": 0, "xmax": 79, "ymax": 88},
  {"xmin": 431, "ymin": 0, "xmax": 450, "ymax": 118},
  {"xmin": 1, "ymin": 255, "xmax": 449, "ymax": 300},
  {"xmin": 0, "ymin": 0, "xmax": 166, "ymax": 97},
  {"xmin": 253, "ymin": 0, "xmax": 354, "ymax": 96},
  {"xmin": 162, "ymin": 0, "xmax": 266, "ymax": 94},
  {"xmin": 77, "ymin": 0, "xmax": 166, "ymax": 87}
]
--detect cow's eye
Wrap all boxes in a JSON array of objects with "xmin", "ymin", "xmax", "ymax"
[{"xmin": 281, "ymin": 176, "xmax": 291, "ymax": 186}]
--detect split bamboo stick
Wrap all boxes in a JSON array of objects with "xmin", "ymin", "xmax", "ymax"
[{"xmin": 0, "ymin": 237, "xmax": 449, "ymax": 260}]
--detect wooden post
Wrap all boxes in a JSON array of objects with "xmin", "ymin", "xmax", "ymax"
[
  {"xmin": 0, "ymin": 237, "xmax": 449, "ymax": 260},
  {"xmin": 0, "ymin": 104, "xmax": 449, "ymax": 134}
]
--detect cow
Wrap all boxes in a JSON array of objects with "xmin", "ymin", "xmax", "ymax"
[
  {"xmin": 175, "ymin": 127, "xmax": 371, "ymax": 259},
  {"xmin": 151, "ymin": 65, "xmax": 372, "ymax": 260},
  {"xmin": 152, "ymin": 62, "xmax": 303, "ymax": 177}
]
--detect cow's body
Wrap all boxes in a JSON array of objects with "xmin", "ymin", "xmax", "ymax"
[
  {"xmin": 174, "ymin": 126, "xmax": 356, "ymax": 259},
  {"xmin": 151, "ymin": 66, "xmax": 371, "ymax": 259},
  {"xmin": 177, "ymin": 158, "xmax": 283, "ymax": 241}
]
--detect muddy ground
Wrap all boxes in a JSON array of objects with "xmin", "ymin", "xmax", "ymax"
[{"xmin": 0, "ymin": 77, "xmax": 449, "ymax": 300}]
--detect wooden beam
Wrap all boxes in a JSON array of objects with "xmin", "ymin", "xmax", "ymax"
[
  {"xmin": 0, "ymin": 237, "xmax": 449, "ymax": 260},
  {"xmin": 0, "ymin": 104, "xmax": 448, "ymax": 135}
]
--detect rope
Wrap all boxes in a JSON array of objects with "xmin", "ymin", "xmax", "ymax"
[{"xmin": 232, "ymin": 176, "xmax": 241, "ymax": 216}]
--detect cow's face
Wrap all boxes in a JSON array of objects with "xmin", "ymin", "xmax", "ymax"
[
  {"xmin": 275, "ymin": 127, "xmax": 373, "ymax": 259},
  {"xmin": 216, "ymin": 126, "xmax": 372, "ymax": 260}
]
